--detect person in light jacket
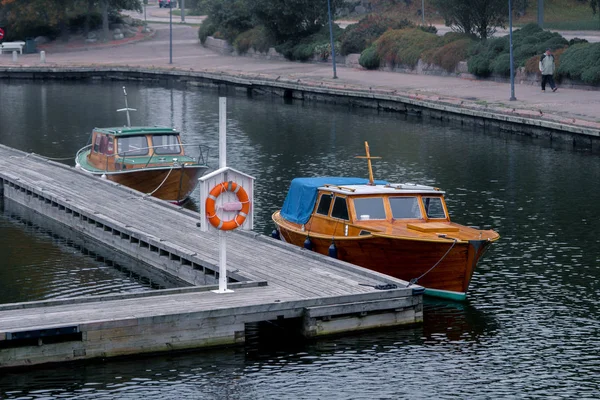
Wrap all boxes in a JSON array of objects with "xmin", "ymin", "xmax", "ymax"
[{"xmin": 539, "ymin": 48, "xmax": 557, "ymax": 92}]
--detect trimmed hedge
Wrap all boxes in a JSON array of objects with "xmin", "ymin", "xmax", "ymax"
[
  {"xmin": 340, "ymin": 14, "xmax": 414, "ymax": 56},
  {"xmin": 374, "ymin": 28, "xmax": 440, "ymax": 68},
  {"xmin": 233, "ymin": 26, "xmax": 275, "ymax": 54},
  {"xmin": 557, "ymin": 42, "xmax": 600, "ymax": 84},
  {"xmin": 422, "ymin": 36, "xmax": 474, "ymax": 72}
]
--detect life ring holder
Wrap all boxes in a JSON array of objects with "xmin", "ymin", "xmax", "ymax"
[{"xmin": 205, "ymin": 181, "xmax": 250, "ymax": 231}]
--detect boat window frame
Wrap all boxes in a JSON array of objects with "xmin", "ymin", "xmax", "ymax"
[
  {"xmin": 422, "ymin": 196, "xmax": 447, "ymax": 220},
  {"xmin": 389, "ymin": 196, "xmax": 423, "ymax": 219},
  {"xmin": 353, "ymin": 196, "xmax": 387, "ymax": 221},
  {"xmin": 96, "ymin": 134, "xmax": 115, "ymax": 156},
  {"xmin": 315, "ymin": 193, "xmax": 333, "ymax": 216},
  {"xmin": 117, "ymin": 135, "xmax": 150, "ymax": 157},
  {"xmin": 330, "ymin": 195, "xmax": 350, "ymax": 221},
  {"xmin": 152, "ymin": 134, "xmax": 183, "ymax": 155}
]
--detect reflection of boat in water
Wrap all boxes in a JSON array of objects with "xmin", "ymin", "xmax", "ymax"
[
  {"xmin": 75, "ymin": 88, "xmax": 209, "ymax": 204},
  {"xmin": 272, "ymin": 142, "xmax": 500, "ymax": 301}
]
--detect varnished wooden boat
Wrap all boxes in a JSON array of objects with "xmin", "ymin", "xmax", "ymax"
[
  {"xmin": 75, "ymin": 126, "xmax": 209, "ymax": 204},
  {"xmin": 272, "ymin": 143, "xmax": 499, "ymax": 301},
  {"xmin": 75, "ymin": 88, "xmax": 209, "ymax": 204}
]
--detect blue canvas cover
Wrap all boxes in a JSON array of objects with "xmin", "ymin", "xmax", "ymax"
[{"xmin": 280, "ymin": 177, "xmax": 387, "ymax": 225}]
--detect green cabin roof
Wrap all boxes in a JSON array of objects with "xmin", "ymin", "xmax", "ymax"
[{"xmin": 93, "ymin": 126, "xmax": 180, "ymax": 137}]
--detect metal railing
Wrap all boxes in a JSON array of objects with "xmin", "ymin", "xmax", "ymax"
[{"xmin": 77, "ymin": 143, "xmax": 210, "ymax": 173}]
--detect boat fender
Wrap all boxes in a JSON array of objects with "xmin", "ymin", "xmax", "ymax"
[
  {"xmin": 328, "ymin": 242, "xmax": 337, "ymax": 258},
  {"xmin": 206, "ymin": 181, "xmax": 251, "ymax": 231},
  {"xmin": 271, "ymin": 229, "xmax": 280, "ymax": 240},
  {"xmin": 303, "ymin": 237, "xmax": 312, "ymax": 250}
]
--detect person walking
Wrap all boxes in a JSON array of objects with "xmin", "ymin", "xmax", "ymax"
[{"xmin": 539, "ymin": 48, "xmax": 557, "ymax": 92}]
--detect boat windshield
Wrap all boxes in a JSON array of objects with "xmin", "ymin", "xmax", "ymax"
[
  {"xmin": 118, "ymin": 136, "xmax": 149, "ymax": 156},
  {"xmin": 423, "ymin": 197, "xmax": 446, "ymax": 219},
  {"xmin": 354, "ymin": 197, "xmax": 386, "ymax": 221},
  {"xmin": 390, "ymin": 197, "xmax": 422, "ymax": 219},
  {"xmin": 152, "ymin": 135, "xmax": 182, "ymax": 155}
]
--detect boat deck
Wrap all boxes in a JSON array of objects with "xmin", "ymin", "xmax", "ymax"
[{"xmin": 0, "ymin": 144, "xmax": 422, "ymax": 369}]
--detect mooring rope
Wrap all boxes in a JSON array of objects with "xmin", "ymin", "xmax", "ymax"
[
  {"xmin": 407, "ymin": 238, "xmax": 458, "ymax": 287},
  {"xmin": 144, "ymin": 166, "xmax": 175, "ymax": 197}
]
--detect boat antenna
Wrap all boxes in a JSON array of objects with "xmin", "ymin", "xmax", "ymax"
[
  {"xmin": 355, "ymin": 141, "xmax": 381, "ymax": 185},
  {"xmin": 116, "ymin": 86, "xmax": 137, "ymax": 127}
]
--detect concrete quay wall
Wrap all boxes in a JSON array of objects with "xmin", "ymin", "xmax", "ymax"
[{"xmin": 1, "ymin": 66, "xmax": 598, "ymax": 150}]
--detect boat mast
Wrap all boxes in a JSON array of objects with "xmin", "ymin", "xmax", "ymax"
[
  {"xmin": 355, "ymin": 141, "xmax": 381, "ymax": 185},
  {"xmin": 116, "ymin": 86, "xmax": 137, "ymax": 127}
]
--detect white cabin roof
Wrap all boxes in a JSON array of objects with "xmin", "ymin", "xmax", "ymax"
[{"xmin": 319, "ymin": 183, "xmax": 445, "ymax": 196}]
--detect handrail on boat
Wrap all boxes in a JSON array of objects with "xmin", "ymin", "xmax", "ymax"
[
  {"xmin": 77, "ymin": 143, "xmax": 210, "ymax": 173},
  {"xmin": 118, "ymin": 143, "xmax": 210, "ymax": 169}
]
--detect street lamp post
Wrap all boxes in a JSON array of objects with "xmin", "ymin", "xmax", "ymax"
[
  {"xmin": 169, "ymin": 2, "xmax": 173, "ymax": 64},
  {"xmin": 181, "ymin": 0, "xmax": 185, "ymax": 23},
  {"xmin": 509, "ymin": 0, "xmax": 516, "ymax": 101},
  {"xmin": 422, "ymin": 0, "xmax": 425, "ymax": 25},
  {"xmin": 327, "ymin": 0, "xmax": 337, "ymax": 79}
]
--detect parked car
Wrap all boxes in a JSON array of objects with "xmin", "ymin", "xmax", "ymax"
[{"xmin": 158, "ymin": 0, "xmax": 177, "ymax": 8}]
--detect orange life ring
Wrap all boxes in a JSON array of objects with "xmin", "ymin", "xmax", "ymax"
[{"xmin": 206, "ymin": 181, "xmax": 250, "ymax": 230}]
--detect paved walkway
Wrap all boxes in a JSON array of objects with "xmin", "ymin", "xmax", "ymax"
[{"xmin": 1, "ymin": 22, "xmax": 599, "ymax": 133}]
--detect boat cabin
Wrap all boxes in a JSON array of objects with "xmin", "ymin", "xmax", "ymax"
[
  {"xmin": 88, "ymin": 127, "xmax": 189, "ymax": 171},
  {"xmin": 314, "ymin": 183, "xmax": 449, "ymax": 225}
]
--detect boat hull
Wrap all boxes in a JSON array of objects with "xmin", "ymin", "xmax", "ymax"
[
  {"xmin": 274, "ymin": 219, "xmax": 494, "ymax": 300},
  {"xmin": 85, "ymin": 165, "xmax": 207, "ymax": 204}
]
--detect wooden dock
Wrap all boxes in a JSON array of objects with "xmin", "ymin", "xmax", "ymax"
[{"xmin": 0, "ymin": 144, "xmax": 423, "ymax": 369}]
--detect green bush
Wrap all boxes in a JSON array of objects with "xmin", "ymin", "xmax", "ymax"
[
  {"xmin": 557, "ymin": 42, "xmax": 600, "ymax": 84},
  {"xmin": 491, "ymin": 53, "xmax": 511, "ymax": 76},
  {"xmin": 198, "ymin": 17, "xmax": 217, "ymax": 44},
  {"xmin": 467, "ymin": 23, "xmax": 568, "ymax": 77},
  {"xmin": 375, "ymin": 28, "xmax": 440, "ymax": 68},
  {"xmin": 340, "ymin": 14, "xmax": 414, "ymax": 56},
  {"xmin": 359, "ymin": 44, "xmax": 380, "ymax": 69},
  {"xmin": 275, "ymin": 25, "xmax": 342, "ymax": 61},
  {"xmin": 233, "ymin": 26, "xmax": 275, "ymax": 54}
]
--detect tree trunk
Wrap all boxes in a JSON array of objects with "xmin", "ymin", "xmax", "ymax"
[
  {"xmin": 102, "ymin": 0, "xmax": 109, "ymax": 42},
  {"xmin": 84, "ymin": 0, "xmax": 93, "ymax": 36}
]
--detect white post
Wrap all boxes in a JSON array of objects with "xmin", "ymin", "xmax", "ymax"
[
  {"xmin": 212, "ymin": 97, "xmax": 233, "ymax": 294},
  {"xmin": 219, "ymin": 97, "xmax": 226, "ymax": 169},
  {"xmin": 217, "ymin": 230, "xmax": 230, "ymax": 292},
  {"xmin": 12, "ymin": 50, "xmax": 17, "ymax": 62},
  {"xmin": 40, "ymin": 50, "xmax": 46, "ymax": 63}
]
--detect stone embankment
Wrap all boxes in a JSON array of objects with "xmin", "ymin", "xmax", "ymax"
[{"xmin": 0, "ymin": 23, "xmax": 598, "ymax": 151}]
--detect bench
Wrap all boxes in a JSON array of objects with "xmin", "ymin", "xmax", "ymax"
[{"xmin": 0, "ymin": 41, "xmax": 25, "ymax": 54}]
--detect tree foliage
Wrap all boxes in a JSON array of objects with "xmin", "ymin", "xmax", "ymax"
[
  {"xmin": 0, "ymin": 0, "xmax": 141, "ymax": 40},
  {"xmin": 247, "ymin": 0, "xmax": 344, "ymax": 42},
  {"xmin": 431, "ymin": 0, "xmax": 507, "ymax": 39}
]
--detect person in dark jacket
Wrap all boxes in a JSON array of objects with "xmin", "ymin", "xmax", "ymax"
[{"xmin": 539, "ymin": 48, "xmax": 557, "ymax": 92}]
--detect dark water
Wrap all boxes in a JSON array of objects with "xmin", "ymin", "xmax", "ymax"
[{"xmin": 0, "ymin": 80, "xmax": 599, "ymax": 398}]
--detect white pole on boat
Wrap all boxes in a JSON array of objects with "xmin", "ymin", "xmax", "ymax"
[
  {"xmin": 214, "ymin": 96, "xmax": 233, "ymax": 294},
  {"xmin": 117, "ymin": 87, "xmax": 137, "ymax": 127}
]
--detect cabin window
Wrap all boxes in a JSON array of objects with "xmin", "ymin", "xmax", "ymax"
[
  {"xmin": 354, "ymin": 197, "xmax": 386, "ymax": 220},
  {"xmin": 93, "ymin": 134, "xmax": 101, "ymax": 152},
  {"xmin": 331, "ymin": 196, "xmax": 349, "ymax": 220},
  {"xmin": 152, "ymin": 135, "xmax": 181, "ymax": 155},
  {"xmin": 118, "ymin": 136, "xmax": 149, "ymax": 156},
  {"xmin": 390, "ymin": 197, "xmax": 422, "ymax": 219},
  {"xmin": 316, "ymin": 193, "xmax": 332, "ymax": 216},
  {"xmin": 423, "ymin": 197, "xmax": 446, "ymax": 219},
  {"xmin": 98, "ymin": 135, "xmax": 109, "ymax": 154}
]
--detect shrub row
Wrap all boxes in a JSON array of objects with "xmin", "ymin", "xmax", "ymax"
[
  {"xmin": 339, "ymin": 14, "xmax": 414, "ymax": 56},
  {"xmin": 359, "ymin": 28, "xmax": 474, "ymax": 72}
]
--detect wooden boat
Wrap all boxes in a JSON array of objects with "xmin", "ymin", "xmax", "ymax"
[
  {"xmin": 75, "ymin": 88, "xmax": 209, "ymax": 204},
  {"xmin": 272, "ymin": 143, "xmax": 500, "ymax": 301}
]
